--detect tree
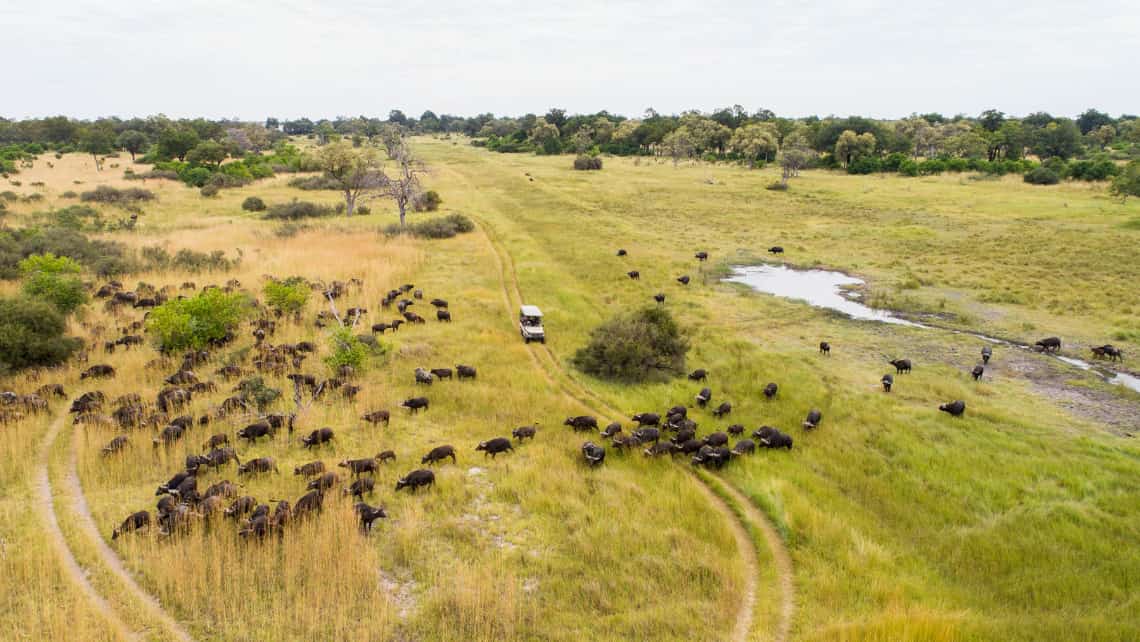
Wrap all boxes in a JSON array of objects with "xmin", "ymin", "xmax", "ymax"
[
  {"xmin": 661, "ymin": 127, "xmax": 696, "ymax": 166},
  {"xmin": 835, "ymin": 130, "xmax": 876, "ymax": 167},
  {"xmin": 779, "ymin": 133, "xmax": 813, "ymax": 185},
  {"xmin": 146, "ymin": 288, "xmax": 249, "ymax": 352},
  {"xmin": 19, "ymin": 254, "xmax": 87, "ymax": 314},
  {"xmin": 570, "ymin": 307, "xmax": 689, "ymax": 383},
  {"xmin": 1109, "ymin": 161, "xmax": 1140, "ymax": 202},
  {"xmin": 263, "ymin": 277, "xmax": 310, "ymax": 317},
  {"xmin": 316, "ymin": 141, "xmax": 385, "ymax": 216},
  {"xmin": 157, "ymin": 127, "xmax": 200, "ymax": 161},
  {"xmin": 729, "ymin": 123, "xmax": 778, "ymax": 167},
  {"xmin": 0, "ymin": 297, "xmax": 82, "ymax": 373},
  {"xmin": 380, "ymin": 139, "xmax": 427, "ymax": 227},
  {"xmin": 528, "ymin": 118, "xmax": 560, "ymax": 148},
  {"xmin": 79, "ymin": 128, "xmax": 114, "ymax": 170},
  {"xmin": 185, "ymin": 141, "xmax": 228, "ymax": 169},
  {"xmin": 1088, "ymin": 124, "xmax": 1116, "ymax": 150},
  {"xmin": 379, "ymin": 124, "xmax": 405, "ymax": 159},
  {"xmin": 1076, "ymin": 108, "xmax": 1115, "ymax": 135},
  {"xmin": 1032, "ymin": 120, "xmax": 1082, "ymax": 160},
  {"xmin": 388, "ymin": 110, "xmax": 408, "ymax": 126},
  {"xmin": 544, "ymin": 108, "xmax": 567, "ymax": 131},
  {"xmin": 979, "ymin": 110, "xmax": 1006, "ymax": 132},
  {"xmin": 115, "ymin": 130, "xmax": 148, "ymax": 161}
]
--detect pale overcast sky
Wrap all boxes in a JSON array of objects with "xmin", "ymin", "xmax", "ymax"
[{"xmin": 3, "ymin": 0, "xmax": 1137, "ymax": 121}]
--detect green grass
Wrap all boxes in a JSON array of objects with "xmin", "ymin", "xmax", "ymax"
[{"xmin": 0, "ymin": 142, "xmax": 1137, "ymax": 641}]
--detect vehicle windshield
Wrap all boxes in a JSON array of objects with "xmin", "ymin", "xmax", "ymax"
[{"xmin": 522, "ymin": 317, "xmax": 541, "ymax": 326}]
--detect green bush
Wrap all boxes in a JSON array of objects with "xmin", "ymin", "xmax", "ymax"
[
  {"xmin": 898, "ymin": 159, "xmax": 920, "ymax": 176},
  {"xmin": 1024, "ymin": 167, "xmax": 1061, "ymax": 185},
  {"xmin": 146, "ymin": 288, "xmax": 249, "ymax": 352},
  {"xmin": 19, "ymin": 254, "xmax": 88, "ymax": 314},
  {"xmin": 264, "ymin": 277, "xmax": 310, "ymax": 315},
  {"xmin": 0, "ymin": 297, "xmax": 82, "ymax": 373},
  {"xmin": 233, "ymin": 376, "xmax": 281, "ymax": 411},
  {"xmin": 847, "ymin": 156, "xmax": 882, "ymax": 174},
  {"xmin": 573, "ymin": 155, "xmax": 603, "ymax": 170},
  {"xmin": 288, "ymin": 174, "xmax": 342, "ymax": 190},
  {"xmin": 570, "ymin": 307, "xmax": 690, "ymax": 383},
  {"xmin": 412, "ymin": 190, "xmax": 442, "ymax": 211},
  {"xmin": 200, "ymin": 184, "xmax": 219, "ymax": 197},
  {"xmin": 79, "ymin": 185, "xmax": 154, "ymax": 205},
  {"xmin": 324, "ymin": 327, "xmax": 382, "ymax": 373},
  {"xmin": 241, "ymin": 196, "xmax": 266, "ymax": 212},
  {"xmin": 0, "ymin": 228, "xmax": 132, "ymax": 279},
  {"xmin": 262, "ymin": 200, "xmax": 337, "ymax": 220},
  {"xmin": 384, "ymin": 213, "xmax": 475, "ymax": 239},
  {"xmin": 36, "ymin": 205, "xmax": 103, "ymax": 231}
]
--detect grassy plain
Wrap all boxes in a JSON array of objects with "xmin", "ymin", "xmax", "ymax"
[{"xmin": 0, "ymin": 139, "xmax": 1137, "ymax": 641}]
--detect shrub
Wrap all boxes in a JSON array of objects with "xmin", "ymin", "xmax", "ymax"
[
  {"xmin": 412, "ymin": 190, "xmax": 442, "ymax": 212},
  {"xmin": 262, "ymin": 200, "xmax": 336, "ymax": 220},
  {"xmin": 570, "ymin": 307, "xmax": 689, "ymax": 383},
  {"xmin": 324, "ymin": 327, "xmax": 383, "ymax": 373},
  {"xmin": 124, "ymin": 169, "xmax": 180, "ymax": 181},
  {"xmin": 264, "ymin": 277, "xmax": 310, "ymax": 315},
  {"xmin": 0, "ymin": 191, "xmax": 17, "ymax": 201},
  {"xmin": 0, "ymin": 297, "xmax": 83, "ymax": 373},
  {"xmin": 274, "ymin": 223, "xmax": 308, "ymax": 238},
  {"xmin": 1068, "ymin": 159, "xmax": 1118, "ymax": 181},
  {"xmin": 355, "ymin": 205, "xmax": 371, "ymax": 215},
  {"xmin": 61, "ymin": 190, "xmax": 78, "ymax": 198},
  {"xmin": 847, "ymin": 156, "xmax": 882, "ymax": 174},
  {"xmin": 881, "ymin": 152, "xmax": 908, "ymax": 172},
  {"xmin": 385, "ymin": 213, "xmax": 475, "ymax": 239},
  {"xmin": 0, "ymin": 228, "xmax": 132, "ymax": 279},
  {"xmin": 36, "ymin": 205, "xmax": 103, "ymax": 231},
  {"xmin": 241, "ymin": 196, "xmax": 266, "ymax": 212},
  {"xmin": 80, "ymin": 185, "xmax": 155, "ymax": 206},
  {"xmin": 1024, "ymin": 167, "xmax": 1060, "ymax": 185},
  {"xmin": 288, "ymin": 174, "xmax": 342, "ymax": 190},
  {"xmin": 146, "ymin": 288, "xmax": 249, "ymax": 351},
  {"xmin": 898, "ymin": 159, "xmax": 920, "ymax": 177},
  {"xmin": 765, "ymin": 181, "xmax": 789, "ymax": 191},
  {"xmin": 573, "ymin": 155, "xmax": 603, "ymax": 170},
  {"xmin": 232, "ymin": 376, "xmax": 281, "ymax": 411},
  {"xmin": 200, "ymin": 184, "xmax": 219, "ymax": 198}
]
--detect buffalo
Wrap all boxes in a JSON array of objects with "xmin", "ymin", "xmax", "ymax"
[
  {"xmin": 627, "ymin": 270, "xmax": 640, "ymax": 280},
  {"xmin": 819, "ymin": 341, "xmax": 831, "ymax": 355},
  {"xmin": 430, "ymin": 368, "xmax": 453, "ymax": 381},
  {"xmin": 362, "ymin": 410, "xmax": 391, "ymax": 426},
  {"xmin": 563, "ymin": 416, "xmax": 598, "ymax": 432},
  {"xmin": 632, "ymin": 427, "xmax": 660, "ymax": 444},
  {"xmin": 712, "ymin": 402, "xmax": 732, "ymax": 418},
  {"xmin": 889, "ymin": 359, "xmax": 912, "ymax": 374},
  {"xmin": 688, "ymin": 369, "xmax": 708, "ymax": 381},
  {"xmin": 632, "ymin": 412, "xmax": 660, "ymax": 427},
  {"xmin": 112, "ymin": 511, "xmax": 150, "ymax": 540},
  {"xmin": 238, "ymin": 457, "xmax": 279, "ymax": 475},
  {"xmin": 581, "ymin": 442, "xmax": 606, "ymax": 466},
  {"xmin": 695, "ymin": 251, "xmax": 708, "ymax": 261},
  {"xmin": 1035, "ymin": 337, "xmax": 1061, "ymax": 353},
  {"xmin": 763, "ymin": 383, "xmax": 778, "ymax": 399},
  {"xmin": 981, "ymin": 346, "xmax": 992, "ymax": 364},
  {"xmin": 307, "ymin": 472, "xmax": 339, "ymax": 492},
  {"xmin": 422, "ymin": 445, "xmax": 457, "ymax": 465},
  {"xmin": 339, "ymin": 458, "xmax": 379, "ymax": 477},
  {"xmin": 294, "ymin": 461, "xmax": 326, "ymax": 478},
  {"xmin": 731, "ymin": 439, "xmax": 756, "ymax": 455},
  {"xmin": 437, "ymin": 310, "xmax": 452, "ymax": 322},
  {"xmin": 399, "ymin": 397, "xmax": 429, "ymax": 413},
  {"xmin": 768, "ymin": 246, "xmax": 784, "ymax": 254},
  {"xmin": 676, "ymin": 275, "xmax": 690, "ymax": 285},
  {"xmin": 355, "ymin": 502, "xmax": 388, "ymax": 532},
  {"xmin": 653, "ymin": 293, "xmax": 666, "ymax": 304},
  {"xmin": 395, "ymin": 469, "xmax": 435, "ymax": 493},
  {"xmin": 301, "ymin": 427, "xmax": 335, "ymax": 449},
  {"xmin": 939, "ymin": 400, "xmax": 966, "ymax": 417},
  {"xmin": 802, "ymin": 409, "xmax": 822, "ymax": 430},
  {"xmin": 753, "ymin": 426, "xmax": 793, "ymax": 450},
  {"xmin": 972, "ymin": 365, "xmax": 984, "ymax": 381},
  {"xmin": 346, "ymin": 477, "xmax": 376, "ymax": 499},
  {"xmin": 512, "ymin": 425, "xmax": 537, "ymax": 441},
  {"xmin": 80, "ymin": 364, "xmax": 116, "ymax": 380},
  {"xmin": 456, "ymin": 365, "xmax": 477, "ymax": 380},
  {"xmin": 476, "ymin": 437, "xmax": 514, "ymax": 458},
  {"xmin": 695, "ymin": 388, "xmax": 712, "ymax": 407},
  {"xmin": 881, "ymin": 373, "xmax": 893, "ymax": 392}
]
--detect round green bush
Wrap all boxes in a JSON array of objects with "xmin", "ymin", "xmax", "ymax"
[
  {"xmin": 1024, "ymin": 167, "xmax": 1060, "ymax": 185},
  {"xmin": 241, "ymin": 196, "xmax": 266, "ymax": 211},
  {"xmin": 200, "ymin": 184, "xmax": 220, "ymax": 197}
]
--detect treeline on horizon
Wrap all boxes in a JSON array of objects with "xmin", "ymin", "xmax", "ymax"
[{"xmin": 2, "ymin": 106, "xmax": 1139, "ymax": 185}]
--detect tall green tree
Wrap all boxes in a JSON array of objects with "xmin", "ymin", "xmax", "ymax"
[
  {"xmin": 115, "ymin": 130, "xmax": 149, "ymax": 161},
  {"xmin": 157, "ymin": 127, "xmax": 200, "ymax": 161},
  {"xmin": 79, "ymin": 127, "xmax": 115, "ymax": 170},
  {"xmin": 316, "ymin": 141, "xmax": 385, "ymax": 216}
]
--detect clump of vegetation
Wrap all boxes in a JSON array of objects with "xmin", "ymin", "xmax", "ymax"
[
  {"xmin": 32, "ymin": 205, "xmax": 102, "ymax": 231},
  {"xmin": 0, "ymin": 297, "xmax": 82, "ymax": 373},
  {"xmin": 273, "ymin": 222, "xmax": 308, "ymax": 238},
  {"xmin": 123, "ymin": 169, "xmax": 180, "ymax": 181},
  {"xmin": 263, "ymin": 277, "xmax": 310, "ymax": 316},
  {"xmin": 262, "ymin": 200, "xmax": 337, "ymax": 220},
  {"xmin": 140, "ymin": 246, "xmax": 240, "ymax": 273},
  {"xmin": 233, "ymin": 376, "xmax": 281, "ymax": 411},
  {"xmin": 573, "ymin": 155, "xmax": 603, "ymax": 170},
  {"xmin": 766, "ymin": 181, "xmax": 789, "ymax": 191},
  {"xmin": 288, "ymin": 175, "xmax": 342, "ymax": 190},
  {"xmin": 0, "ymin": 227, "xmax": 132, "ymax": 278},
  {"xmin": 384, "ymin": 213, "xmax": 475, "ymax": 239},
  {"xmin": 324, "ymin": 326, "xmax": 382, "ymax": 373},
  {"xmin": 200, "ymin": 184, "xmax": 219, "ymax": 197},
  {"xmin": 1110, "ymin": 160, "xmax": 1140, "ymax": 202},
  {"xmin": 19, "ymin": 253, "xmax": 87, "ymax": 314},
  {"xmin": 412, "ymin": 190, "xmax": 442, "ymax": 211},
  {"xmin": 1024, "ymin": 167, "xmax": 1061, "ymax": 185},
  {"xmin": 79, "ymin": 185, "xmax": 155, "ymax": 206},
  {"xmin": 146, "ymin": 288, "xmax": 249, "ymax": 351},
  {"xmin": 241, "ymin": 196, "xmax": 266, "ymax": 212},
  {"xmin": 571, "ymin": 307, "xmax": 689, "ymax": 383}
]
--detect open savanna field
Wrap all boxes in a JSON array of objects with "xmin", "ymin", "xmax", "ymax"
[{"xmin": 1, "ymin": 138, "xmax": 1138, "ymax": 642}]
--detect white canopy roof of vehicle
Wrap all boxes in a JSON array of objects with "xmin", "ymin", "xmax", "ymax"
[{"xmin": 520, "ymin": 305, "xmax": 543, "ymax": 317}]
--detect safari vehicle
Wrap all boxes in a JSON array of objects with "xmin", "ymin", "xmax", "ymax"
[{"xmin": 519, "ymin": 305, "xmax": 545, "ymax": 343}]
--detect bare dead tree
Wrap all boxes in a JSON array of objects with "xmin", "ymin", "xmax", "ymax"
[{"xmin": 381, "ymin": 141, "xmax": 429, "ymax": 227}]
